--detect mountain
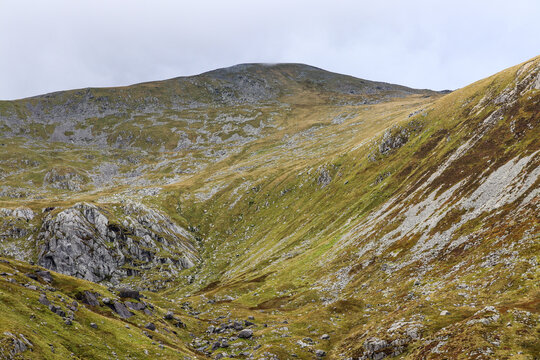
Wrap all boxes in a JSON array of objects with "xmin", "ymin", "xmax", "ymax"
[{"xmin": 0, "ymin": 57, "xmax": 538, "ymax": 359}]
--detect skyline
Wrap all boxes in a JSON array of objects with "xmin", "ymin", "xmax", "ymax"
[{"xmin": 1, "ymin": 0, "xmax": 539, "ymax": 99}]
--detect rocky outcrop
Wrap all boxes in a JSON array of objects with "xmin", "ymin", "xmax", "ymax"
[
  {"xmin": 37, "ymin": 202, "xmax": 198, "ymax": 283},
  {"xmin": 43, "ymin": 168, "xmax": 84, "ymax": 191},
  {"xmin": 1, "ymin": 332, "xmax": 33, "ymax": 358},
  {"xmin": 317, "ymin": 167, "xmax": 332, "ymax": 188},
  {"xmin": 0, "ymin": 207, "xmax": 35, "ymax": 221}
]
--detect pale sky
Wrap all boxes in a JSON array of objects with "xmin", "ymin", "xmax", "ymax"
[{"xmin": 1, "ymin": 0, "xmax": 539, "ymax": 99}]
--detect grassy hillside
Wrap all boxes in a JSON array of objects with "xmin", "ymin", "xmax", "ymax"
[{"xmin": 0, "ymin": 57, "xmax": 539, "ymax": 359}]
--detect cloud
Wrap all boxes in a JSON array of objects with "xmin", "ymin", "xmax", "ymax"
[{"xmin": 1, "ymin": 0, "xmax": 539, "ymax": 99}]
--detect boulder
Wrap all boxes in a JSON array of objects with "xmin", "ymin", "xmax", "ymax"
[
  {"xmin": 164, "ymin": 310, "xmax": 175, "ymax": 320},
  {"xmin": 36, "ymin": 270, "xmax": 53, "ymax": 283},
  {"xmin": 38, "ymin": 294, "xmax": 51, "ymax": 307},
  {"xmin": 238, "ymin": 329, "xmax": 253, "ymax": 339},
  {"xmin": 125, "ymin": 301, "xmax": 145, "ymax": 311},
  {"xmin": 80, "ymin": 291, "xmax": 100, "ymax": 307},
  {"xmin": 232, "ymin": 320, "xmax": 244, "ymax": 330},
  {"xmin": 118, "ymin": 288, "xmax": 140, "ymax": 300},
  {"xmin": 112, "ymin": 301, "xmax": 134, "ymax": 319}
]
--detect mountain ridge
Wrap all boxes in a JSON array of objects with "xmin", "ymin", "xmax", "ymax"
[{"xmin": 3, "ymin": 62, "xmax": 440, "ymax": 102}]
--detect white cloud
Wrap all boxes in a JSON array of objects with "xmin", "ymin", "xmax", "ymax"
[{"xmin": 1, "ymin": 0, "xmax": 539, "ymax": 99}]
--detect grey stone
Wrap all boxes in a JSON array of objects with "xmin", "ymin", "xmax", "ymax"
[
  {"xmin": 36, "ymin": 202, "xmax": 198, "ymax": 283},
  {"xmin": 38, "ymin": 293, "xmax": 51, "ymax": 306},
  {"xmin": 238, "ymin": 329, "xmax": 253, "ymax": 339},
  {"xmin": 125, "ymin": 301, "xmax": 145, "ymax": 311},
  {"xmin": 36, "ymin": 270, "xmax": 53, "ymax": 283},
  {"xmin": 0, "ymin": 207, "xmax": 35, "ymax": 221},
  {"xmin": 144, "ymin": 322, "xmax": 156, "ymax": 331},
  {"xmin": 3, "ymin": 332, "xmax": 33, "ymax": 356},
  {"xmin": 112, "ymin": 301, "xmax": 134, "ymax": 319},
  {"xmin": 118, "ymin": 288, "xmax": 140, "ymax": 300},
  {"xmin": 164, "ymin": 310, "xmax": 174, "ymax": 320},
  {"xmin": 232, "ymin": 320, "xmax": 244, "ymax": 330},
  {"xmin": 80, "ymin": 291, "xmax": 100, "ymax": 307}
]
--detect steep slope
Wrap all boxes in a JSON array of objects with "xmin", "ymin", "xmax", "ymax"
[
  {"xmin": 0, "ymin": 57, "xmax": 539, "ymax": 359},
  {"xmin": 159, "ymin": 56, "xmax": 539, "ymax": 359}
]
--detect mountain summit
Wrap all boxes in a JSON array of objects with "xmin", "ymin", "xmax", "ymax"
[{"xmin": 0, "ymin": 57, "xmax": 539, "ymax": 359}]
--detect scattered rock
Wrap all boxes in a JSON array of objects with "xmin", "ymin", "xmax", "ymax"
[
  {"xmin": 38, "ymin": 294, "xmax": 51, "ymax": 306},
  {"xmin": 69, "ymin": 300, "xmax": 79, "ymax": 312},
  {"xmin": 49, "ymin": 304, "xmax": 64, "ymax": 317},
  {"xmin": 0, "ymin": 207, "xmax": 35, "ymax": 221},
  {"xmin": 145, "ymin": 323, "xmax": 156, "ymax": 331},
  {"xmin": 112, "ymin": 301, "xmax": 134, "ymax": 319},
  {"xmin": 317, "ymin": 167, "xmax": 332, "ymax": 188},
  {"xmin": 125, "ymin": 301, "xmax": 145, "ymax": 311},
  {"xmin": 315, "ymin": 349, "xmax": 326, "ymax": 357},
  {"xmin": 118, "ymin": 288, "xmax": 140, "ymax": 300},
  {"xmin": 175, "ymin": 320, "xmax": 186, "ymax": 328},
  {"xmin": 36, "ymin": 270, "xmax": 53, "ymax": 283},
  {"xmin": 3, "ymin": 332, "xmax": 33, "ymax": 356},
  {"xmin": 80, "ymin": 291, "xmax": 100, "ymax": 307},
  {"xmin": 164, "ymin": 310, "xmax": 174, "ymax": 320},
  {"xmin": 378, "ymin": 127, "xmax": 410, "ymax": 155},
  {"xmin": 43, "ymin": 168, "xmax": 83, "ymax": 191},
  {"xmin": 238, "ymin": 329, "xmax": 253, "ymax": 339},
  {"xmin": 90, "ymin": 323, "xmax": 98, "ymax": 329},
  {"xmin": 440, "ymin": 310, "xmax": 450, "ymax": 316},
  {"xmin": 321, "ymin": 334, "xmax": 330, "ymax": 340},
  {"xmin": 232, "ymin": 320, "xmax": 244, "ymax": 330},
  {"xmin": 467, "ymin": 306, "xmax": 500, "ymax": 325}
]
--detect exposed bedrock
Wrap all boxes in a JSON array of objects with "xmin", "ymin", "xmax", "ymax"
[{"xmin": 37, "ymin": 202, "xmax": 198, "ymax": 283}]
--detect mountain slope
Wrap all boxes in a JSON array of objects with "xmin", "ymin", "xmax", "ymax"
[{"xmin": 0, "ymin": 57, "xmax": 539, "ymax": 359}]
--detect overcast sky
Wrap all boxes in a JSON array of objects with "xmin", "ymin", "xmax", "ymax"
[{"xmin": 1, "ymin": 0, "xmax": 539, "ymax": 100}]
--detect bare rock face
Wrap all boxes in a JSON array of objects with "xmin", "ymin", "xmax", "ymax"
[
  {"xmin": 0, "ymin": 207, "xmax": 35, "ymax": 221},
  {"xmin": 37, "ymin": 202, "xmax": 198, "ymax": 283},
  {"xmin": 317, "ymin": 167, "xmax": 332, "ymax": 188},
  {"xmin": 378, "ymin": 128, "xmax": 410, "ymax": 155},
  {"xmin": 43, "ymin": 168, "xmax": 84, "ymax": 191},
  {"xmin": 1, "ymin": 332, "xmax": 33, "ymax": 357}
]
